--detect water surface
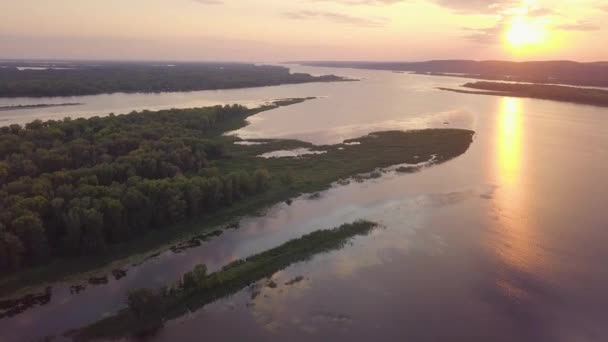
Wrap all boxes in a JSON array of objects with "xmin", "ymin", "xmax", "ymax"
[{"xmin": 1, "ymin": 66, "xmax": 607, "ymax": 342}]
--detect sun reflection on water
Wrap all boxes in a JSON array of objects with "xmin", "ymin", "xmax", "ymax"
[
  {"xmin": 493, "ymin": 97, "xmax": 540, "ymax": 275},
  {"xmin": 490, "ymin": 97, "xmax": 547, "ymax": 304},
  {"xmin": 497, "ymin": 97, "xmax": 523, "ymax": 187}
]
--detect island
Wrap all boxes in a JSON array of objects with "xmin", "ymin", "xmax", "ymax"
[
  {"xmin": 0, "ymin": 98, "xmax": 474, "ymax": 292},
  {"xmin": 0, "ymin": 62, "xmax": 351, "ymax": 97},
  {"xmin": 438, "ymin": 81, "xmax": 608, "ymax": 107}
]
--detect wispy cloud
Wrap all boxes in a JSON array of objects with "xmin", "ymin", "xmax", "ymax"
[
  {"xmin": 310, "ymin": 0, "xmax": 518, "ymax": 14},
  {"xmin": 527, "ymin": 8, "xmax": 555, "ymax": 17},
  {"xmin": 430, "ymin": 0, "xmax": 517, "ymax": 14},
  {"xmin": 463, "ymin": 23, "xmax": 505, "ymax": 44},
  {"xmin": 557, "ymin": 21, "xmax": 600, "ymax": 31},
  {"xmin": 283, "ymin": 10, "xmax": 386, "ymax": 27},
  {"xmin": 192, "ymin": 0, "xmax": 223, "ymax": 4},
  {"xmin": 310, "ymin": 0, "xmax": 404, "ymax": 4}
]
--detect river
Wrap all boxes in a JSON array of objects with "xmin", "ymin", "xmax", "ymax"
[{"xmin": 1, "ymin": 65, "xmax": 607, "ymax": 341}]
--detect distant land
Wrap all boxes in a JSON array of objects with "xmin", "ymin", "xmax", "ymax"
[
  {"xmin": 0, "ymin": 103, "xmax": 82, "ymax": 111},
  {"xmin": 294, "ymin": 60, "xmax": 608, "ymax": 87},
  {"xmin": 0, "ymin": 62, "xmax": 350, "ymax": 98},
  {"xmin": 439, "ymin": 81, "xmax": 608, "ymax": 107}
]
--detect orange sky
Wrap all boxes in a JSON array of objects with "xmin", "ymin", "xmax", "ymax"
[{"xmin": 0, "ymin": 0, "xmax": 606, "ymax": 61}]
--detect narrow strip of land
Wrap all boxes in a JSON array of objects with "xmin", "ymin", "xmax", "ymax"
[
  {"xmin": 0, "ymin": 103, "xmax": 82, "ymax": 111},
  {"xmin": 68, "ymin": 221, "xmax": 378, "ymax": 341},
  {"xmin": 439, "ymin": 81, "xmax": 608, "ymax": 107}
]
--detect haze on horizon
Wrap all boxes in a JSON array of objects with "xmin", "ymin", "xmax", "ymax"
[{"xmin": 1, "ymin": 0, "xmax": 607, "ymax": 62}]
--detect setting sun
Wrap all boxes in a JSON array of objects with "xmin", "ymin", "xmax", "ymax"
[{"xmin": 505, "ymin": 17, "xmax": 549, "ymax": 48}]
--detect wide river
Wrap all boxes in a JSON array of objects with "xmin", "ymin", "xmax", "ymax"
[{"xmin": 1, "ymin": 65, "xmax": 607, "ymax": 342}]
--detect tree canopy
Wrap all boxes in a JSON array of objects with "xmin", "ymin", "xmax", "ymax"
[
  {"xmin": 0, "ymin": 62, "xmax": 345, "ymax": 97},
  {"xmin": 0, "ymin": 105, "xmax": 271, "ymax": 271}
]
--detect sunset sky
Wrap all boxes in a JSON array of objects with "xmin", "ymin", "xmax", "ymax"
[{"xmin": 1, "ymin": 0, "xmax": 606, "ymax": 61}]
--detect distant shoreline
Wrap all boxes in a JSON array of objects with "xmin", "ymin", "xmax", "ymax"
[
  {"xmin": 0, "ymin": 103, "xmax": 83, "ymax": 111},
  {"xmin": 439, "ymin": 81, "xmax": 608, "ymax": 107},
  {"xmin": 0, "ymin": 63, "xmax": 352, "ymax": 98},
  {"xmin": 294, "ymin": 60, "xmax": 608, "ymax": 88}
]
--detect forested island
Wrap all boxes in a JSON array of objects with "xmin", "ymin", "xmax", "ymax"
[
  {"xmin": 294, "ymin": 60, "xmax": 608, "ymax": 87},
  {"xmin": 0, "ymin": 62, "xmax": 348, "ymax": 97},
  {"xmin": 0, "ymin": 98, "xmax": 474, "ymax": 293},
  {"xmin": 439, "ymin": 81, "xmax": 608, "ymax": 107}
]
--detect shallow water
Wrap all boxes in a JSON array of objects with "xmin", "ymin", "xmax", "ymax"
[
  {"xmin": 258, "ymin": 148, "xmax": 327, "ymax": 158},
  {"xmin": 1, "ymin": 66, "xmax": 607, "ymax": 342}
]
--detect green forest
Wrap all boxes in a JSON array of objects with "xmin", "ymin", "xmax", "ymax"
[
  {"xmin": 0, "ymin": 62, "xmax": 347, "ymax": 97},
  {"xmin": 0, "ymin": 104, "xmax": 274, "ymax": 272}
]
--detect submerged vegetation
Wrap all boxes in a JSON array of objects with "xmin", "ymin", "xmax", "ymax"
[
  {"xmin": 439, "ymin": 81, "xmax": 608, "ymax": 107},
  {"xmin": 69, "ymin": 220, "xmax": 378, "ymax": 340},
  {"xmin": 0, "ymin": 62, "xmax": 348, "ymax": 97}
]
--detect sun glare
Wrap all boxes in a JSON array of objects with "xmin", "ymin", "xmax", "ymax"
[{"xmin": 505, "ymin": 16, "xmax": 548, "ymax": 49}]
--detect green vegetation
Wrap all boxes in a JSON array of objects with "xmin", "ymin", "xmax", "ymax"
[
  {"xmin": 0, "ymin": 62, "xmax": 348, "ymax": 97},
  {"xmin": 69, "ymin": 220, "xmax": 378, "ymax": 341},
  {"xmin": 439, "ymin": 81, "xmax": 608, "ymax": 107},
  {"xmin": 0, "ymin": 101, "xmax": 296, "ymax": 274},
  {"xmin": 0, "ymin": 97, "xmax": 473, "ymax": 294}
]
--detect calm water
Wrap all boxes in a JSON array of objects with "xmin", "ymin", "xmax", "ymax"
[{"xmin": 1, "ymin": 66, "xmax": 607, "ymax": 342}]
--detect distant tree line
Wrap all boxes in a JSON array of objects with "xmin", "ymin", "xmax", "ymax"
[
  {"xmin": 0, "ymin": 63, "xmax": 344, "ymax": 97},
  {"xmin": 0, "ymin": 105, "xmax": 271, "ymax": 272},
  {"xmin": 298, "ymin": 60, "xmax": 608, "ymax": 87},
  {"xmin": 462, "ymin": 81, "xmax": 608, "ymax": 107}
]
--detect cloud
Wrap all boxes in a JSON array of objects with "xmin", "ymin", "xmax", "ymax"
[
  {"xmin": 192, "ymin": 0, "xmax": 223, "ymax": 4},
  {"xmin": 527, "ymin": 8, "xmax": 555, "ymax": 17},
  {"xmin": 283, "ymin": 10, "xmax": 386, "ymax": 27},
  {"xmin": 431, "ymin": 0, "xmax": 517, "ymax": 14},
  {"xmin": 310, "ymin": 0, "xmax": 404, "ymax": 4},
  {"xmin": 311, "ymin": 0, "xmax": 518, "ymax": 14},
  {"xmin": 463, "ymin": 23, "xmax": 504, "ymax": 44},
  {"xmin": 557, "ymin": 22, "xmax": 600, "ymax": 31}
]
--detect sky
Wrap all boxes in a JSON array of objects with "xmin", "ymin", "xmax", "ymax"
[{"xmin": 0, "ymin": 0, "xmax": 606, "ymax": 62}]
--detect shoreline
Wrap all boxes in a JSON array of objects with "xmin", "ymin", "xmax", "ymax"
[
  {"xmin": 0, "ymin": 103, "xmax": 82, "ymax": 111},
  {"xmin": 438, "ymin": 81, "xmax": 608, "ymax": 107},
  {"xmin": 0, "ymin": 126, "xmax": 474, "ymax": 297}
]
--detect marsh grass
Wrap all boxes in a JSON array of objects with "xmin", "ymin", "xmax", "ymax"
[{"xmin": 69, "ymin": 220, "xmax": 378, "ymax": 341}]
